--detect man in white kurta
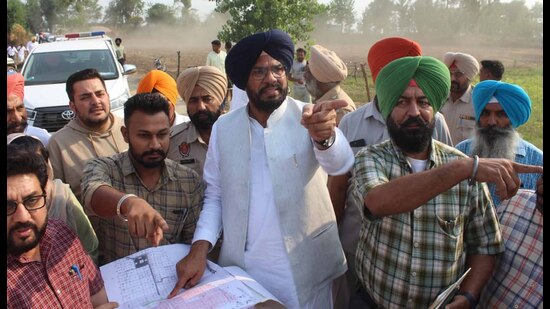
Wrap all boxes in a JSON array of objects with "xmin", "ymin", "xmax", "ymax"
[{"xmin": 170, "ymin": 29, "xmax": 354, "ymax": 309}]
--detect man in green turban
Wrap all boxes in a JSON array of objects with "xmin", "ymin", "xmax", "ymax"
[{"xmin": 348, "ymin": 56, "xmax": 543, "ymax": 308}]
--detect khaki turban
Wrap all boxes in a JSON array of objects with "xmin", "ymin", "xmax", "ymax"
[
  {"xmin": 308, "ymin": 44, "xmax": 348, "ymax": 83},
  {"xmin": 137, "ymin": 70, "xmax": 178, "ymax": 106},
  {"xmin": 177, "ymin": 66, "xmax": 227, "ymax": 105},
  {"xmin": 443, "ymin": 52, "xmax": 480, "ymax": 80},
  {"xmin": 376, "ymin": 56, "xmax": 451, "ymax": 119}
]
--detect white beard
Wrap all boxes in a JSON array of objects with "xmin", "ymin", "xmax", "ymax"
[{"xmin": 471, "ymin": 125, "xmax": 520, "ymax": 160}]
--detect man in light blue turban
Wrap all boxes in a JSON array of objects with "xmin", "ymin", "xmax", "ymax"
[
  {"xmin": 349, "ymin": 56, "xmax": 543, "ymax": 308},
  {"xmin": 455, "ymin": 80, "xmax": 543, "ymax": 205}
]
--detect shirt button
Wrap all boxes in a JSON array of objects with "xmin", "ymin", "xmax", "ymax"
[
  {"xmin": 57, "ymin": 289, "xmax": 61, "ymax": 294},
  {"xmin": 412, "ymin": 272, "xmax": 417, "ymax": 277},
  {"xmin": 414, "ymin": 242, "xmax": 419, "ymax": 248},
  {"xmin": 514, "ymin": 305, "xmax": 519, "ymax": 309}
]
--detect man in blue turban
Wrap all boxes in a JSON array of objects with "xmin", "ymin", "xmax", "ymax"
[
  {"xmin": 455, "ymin": 80, "xmax": 543, "ymax": 205},
  {"xmin": 348, "ymin": 56, "xmax": 543, "ymax": 308},
  {"xmin": 170, "ymin": 29, "xmax": 354, "ymax": 309}
]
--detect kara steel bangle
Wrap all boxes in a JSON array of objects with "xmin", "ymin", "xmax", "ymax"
[
  {"xmin": 468, "ymin": 155, "xmax": 479, "ymax": 186},
  {"xmin": 116, "ymin": 194, "xmax": 137, "ymax": 221}
]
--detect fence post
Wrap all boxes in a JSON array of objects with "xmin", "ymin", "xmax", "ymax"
[{"xmin": 360, "ymin": 63, "xmax": 371, "ymax": 102}]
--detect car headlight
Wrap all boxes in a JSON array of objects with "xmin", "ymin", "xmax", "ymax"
[
  {"xmin": 110, "ymin": 94, "xmax": 129, "ymax": 110},
  {"xmin": 26, "ymin": 108, "xmax": 36, "ymax": 120}
]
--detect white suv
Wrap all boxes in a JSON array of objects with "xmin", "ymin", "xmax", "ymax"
[{"xmin": 20, "ymin": 32, "xmax": 136, "ymax": 132}]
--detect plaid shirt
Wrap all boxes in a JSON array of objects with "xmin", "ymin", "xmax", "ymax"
[
  {"xmin": 479, "ymin": 189, "xmax": 543, "ymax": 308},
  {"xmin": 8, "ymin": 219, "xmax": 103, "ymax": 308},
  {"xmin": 82, "ymin": 152, "xmax": 205, "ymax": 265},
  {"xmin": 455, "ymin": 138, "xmax": 543, "ymax": 205},
  {"xmin": 350, "ymin": 139, "xmax": 504, "ymax": 308}
]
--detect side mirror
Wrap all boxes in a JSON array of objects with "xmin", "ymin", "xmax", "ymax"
[{"xmin": 123, "ymin": 64, "xmax": 137, "ymax": 75}]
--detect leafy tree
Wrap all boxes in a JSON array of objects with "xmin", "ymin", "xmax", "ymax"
[
  {"xmin": 210, "ymin": 0, "xmax": 327, "ymax": 44},
  {"xmin": 360, "ymin": 0, "xmax": 396, "ymax": 35},
  {"xmin": 26, "ymin": 0, "xmax": 45, "ymax": 34},
  {"xmin": 328, "ymin": 0, "xmax": 355, "ymax": 33},
  {"xmin": 57, "ymin": 0, "xmax": 103, "ymax": 31},
  {"xmin": 104, "ymin": 0, "xmax": 145, "ymax": 27},
  {"xmin": 146, "ymin": 3, "xmax": 176, "ymax": 25},
  {"xmin": 8, "ymin": 0, "xmax": 27, "ymax": 36}
]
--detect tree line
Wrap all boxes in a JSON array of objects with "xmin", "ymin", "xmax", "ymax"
[{"xmin": 7, "ymin": 0, "xmax": 542, "ymax": 46}]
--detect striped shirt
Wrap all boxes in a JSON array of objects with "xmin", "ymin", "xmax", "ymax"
[
  {"xmin": 455, "ymin": 138, "xmax": 543, "ymax": 205},
  {"xmin": 8, "ymin": 219, "xmax": 103, "ymax": 308},
  {"xmin": 350, "ymin": 139, "xmax": 504, "ymax": 308},
  {"xmin": 82, "ymin": 152, "xmax": 205, "ymax": 265},
  {"xmin": 479, "ymin": 189, "xmax": 543, "ymax": 308}
]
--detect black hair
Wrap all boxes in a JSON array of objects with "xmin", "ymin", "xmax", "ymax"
[
  {"xmin": 65, "ymin": 68, "xmax": 106, "ymax": 102},
  {"xmin": 8, "ymin": 135, "xmax": 49, "ymax": 162},
  {"xmin": 211, "ymin": 39, "xmax": 221, "ymax": 46},
  {"xmin": 123, "ymin": 93, "xmax": 170, "ymax": 126},
  {"xmin": 296, "ymin": 48, "xmax": 306, "ymax": 55},
  {"xmin": 7, "ymin": 144, "xmax": 49, "ymax": 191},
  {"xmin": 115, "ymin": 38, "xmax": 122, "ymax": 43},
  {"xmin": 480, "ymin": 60, "xmax": 505, "ymax": 80}
]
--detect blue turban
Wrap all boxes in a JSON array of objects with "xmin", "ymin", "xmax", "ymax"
[
  {"xmin": 225, "ymin": 29, "xmax": 294, "ymax": 90},
  {"xmin": 472, "ymin": 80, "xmax": 531, "ymax": 128}
]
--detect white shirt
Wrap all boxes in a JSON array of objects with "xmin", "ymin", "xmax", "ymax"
[
  {"xmin": 194, "ymin": 104, "xmax": 351, "ymax": 308},
  {"xmin": 229, "ymin": 85, "xmax": 248, "ymax": 112},
  {"xmin": 27, "ymin": 40, "xmax": 38, "ymax": 52}
]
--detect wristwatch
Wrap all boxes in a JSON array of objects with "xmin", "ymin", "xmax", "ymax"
[{"xmin": 314, "ymin": 134, "xmax": 336, "ymax": 149}]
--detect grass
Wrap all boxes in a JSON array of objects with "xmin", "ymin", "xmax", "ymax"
[{"xmin": 341, "ymin": 65, "xmax": 543, "ymax": 151}]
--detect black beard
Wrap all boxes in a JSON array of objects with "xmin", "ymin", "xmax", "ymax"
[
  {"xmin": 7, "ymin": 220, "xmax": 47, "ymax": 256},
  {"xmin": 129, "ymin": 146, "xmax": 167, "ymax": 169},
  {"xmin": 387, "ymin": 115, "xmax": 435, "ymax": 153},
  {"xmin": 246, "ymin": 82, "xmax": 288, "ymax": 113},
  {"xmin": 190, "ymin": 109, "xmax": 221, "ymax": 130},
  {"xmin": 7, "ymin": 119, "xmax": 28, "ymax": 134}
]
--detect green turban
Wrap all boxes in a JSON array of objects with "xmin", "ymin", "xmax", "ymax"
[{"xmin": 375, "ymin": 56, "xmax": 451, "ymax": 119}]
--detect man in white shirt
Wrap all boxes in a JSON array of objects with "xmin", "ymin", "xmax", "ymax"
[
  {"xmin": 170, "ymin": 29, "xmax": 354, "ymax": 309},
  {"xmin": 26, "ymin": 36, "xmax": 38, "ymax": 53},
  {"xmin": 205, "ymin": 39, "xmax": 227, "ymax": 75}
]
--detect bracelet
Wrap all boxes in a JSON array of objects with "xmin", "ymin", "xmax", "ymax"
[
  {"xmin": 116, "ymin": 194, "xmax": 137, "ymax": 221},
  {"xmin": 457, "ymin": 290, "xmax": 478, "ymax": 309},
  {"xmin": 468, "ymin": 155, "xmax": 479, "ymax": 186}
]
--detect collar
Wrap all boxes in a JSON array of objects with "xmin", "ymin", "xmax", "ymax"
[{"xmin": 363, "ymin": 101, "xmax": 386, "ymax": 124}]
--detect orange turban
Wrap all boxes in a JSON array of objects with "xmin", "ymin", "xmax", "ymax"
[
  {"xmin": 367, "ymin": 37, "xmax": 422, "ymax": 83},
  {"xmin": 7, "ymin": 72, "xmax": 25, "ymax": 101},
  {"xmin": 136, "ymin": 70, "xmax": 178, "ymax": 106}
]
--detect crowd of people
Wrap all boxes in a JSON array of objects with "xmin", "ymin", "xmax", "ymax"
[{"xmin": 7, "ymin": 29, "xmax": 543, "ymax": 309}]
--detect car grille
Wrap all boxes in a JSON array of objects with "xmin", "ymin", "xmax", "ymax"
[{"xmin": 31, "ymin": 106, "xmax": 74, "ymax": 132}]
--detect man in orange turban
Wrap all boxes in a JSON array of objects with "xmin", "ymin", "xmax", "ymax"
[
  {"xmin": 137, "ymin": 70, "xmax": 189, "ymax": 127},
  {"xmin": 7, "ymin": 72, "xmax": 50, "ymax": 145}
]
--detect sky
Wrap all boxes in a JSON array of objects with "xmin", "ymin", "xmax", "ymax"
[{"xmin": 99, "ymin": 0, "xmax": 541, "ymax": 20}]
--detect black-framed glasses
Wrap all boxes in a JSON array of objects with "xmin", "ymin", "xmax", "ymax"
[
  {"xmin": 250, "ymin": 64, "xmax": 286, "ymax": 80},
  {"xmin": 7, "ymin": 193, "xmax": 47, "ymax": 216}
]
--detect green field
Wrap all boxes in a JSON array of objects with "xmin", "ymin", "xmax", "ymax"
[{"xmin": 341, "ymin": 65, "xmax": 543, "ymax": 151}]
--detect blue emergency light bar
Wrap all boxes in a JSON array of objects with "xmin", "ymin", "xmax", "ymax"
[{"xmin": 65, "ymin": 31, "xmax": 106, "ymax": 39}]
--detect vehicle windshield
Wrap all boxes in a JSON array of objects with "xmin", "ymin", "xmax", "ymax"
[{"xmin": 22, "ymin": 49, "xmax": 119, "ymax": 85}]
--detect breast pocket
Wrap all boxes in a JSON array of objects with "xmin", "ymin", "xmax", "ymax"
[{"xmin": 436, "ymin": 214, "xmax": 464, "ymax": 261}]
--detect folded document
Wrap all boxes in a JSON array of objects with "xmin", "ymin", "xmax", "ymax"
[{"xmin": 100, "ymin": 244, "xmax": 284, "ymax": 309}]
